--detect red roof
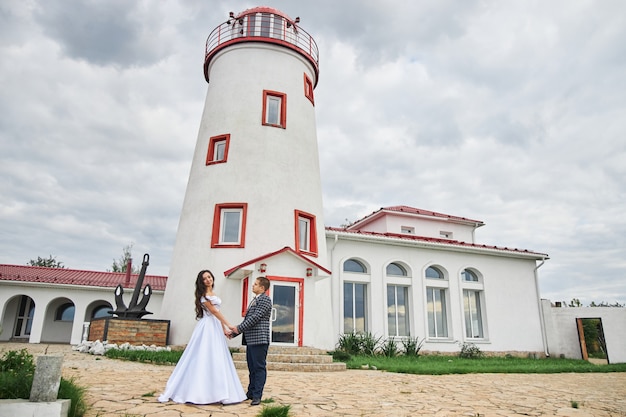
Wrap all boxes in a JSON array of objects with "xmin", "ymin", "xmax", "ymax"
[
  {"xmin": 347, "ymin": 205, "xmax": 484, "ymax": 230},
  {"xmin": 0, "ymin": 264, "xmax": 167, "ymax": 291},
  {"xmin": 326, "ymin": 227, "xmax": 548, "ymax": 258},
  {"xmin": 235, "ymin": 6, "xmax": 295, "ymax": 21},
  {"xmin": 224, "ymin": 246, "xmax": 332, "ymax": 278}
]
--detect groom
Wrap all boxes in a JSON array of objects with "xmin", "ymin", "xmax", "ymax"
[{"xmin": 229, "ymin": 276, "xmax": 272, "ymax": 406}]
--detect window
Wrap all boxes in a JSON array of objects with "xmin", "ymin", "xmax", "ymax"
[
  {"xmin": 386, "ymin": 262, "xmax": 407, "ymax": 276},
  {"xmin": 463, "ymin": 289, "xmax": 484, "ymax": 338},
  {"xmin": 387, "ymin": 285, "xmax": 409, "ymax": 337},
  {"xmin": 262, "ymin": 90, "xmax": 287, "ymax": 128},
  {"xmin": 461, "ymin": 268, "xmax": 485, "ymax": 339},
  {"xmin": 343, "ymin": 259, "xmax": 366, "ymax": 273},
  {"xmin": 425, "ymin": 266, "xmax": 443, "ymax": 279},
  {"xmin": 294, "ymin": 210, "xmax": 318, "ymax": 256},
  {"xmin": 401, "ymin": 226, "xmax": 414, "ymax": 234},
  {"xmin": 91, "ymin": 305, "xmax": 112, "ymax": 319},
  {"xmin": 462, "ymin": 269, "xmax": 479, "ymax": 282},
  {"xmin": 211, "ymin": 203, "xmax": 248, "ymax": 247},
  {"xmin": 426, "ymin": 287, "xmax": 448, "ymax": 337},
  {"xmin": 55, "ymin": 303, "xmax": 75, "ymax": 321},
  {"xmin": 260, "ymin": 13, "xmax": 271, "ymax": 37},
  {"xmin": 304, "ymin": 73, "xmax": 315, "ymax": 105},
  {"xmin": 272, "ymin": 14, "xmax": 283, "ymax": 39},
  {"xmin": 344, "ymin": 282, "xmax": 367, "ymax": 333},
  {"xmin": 425, "ymin": 266, "xmax": 448, "ymax": 338},
  {"xmin": 206, "ymin": 134, "xmax": 230, "ymax": 165}
]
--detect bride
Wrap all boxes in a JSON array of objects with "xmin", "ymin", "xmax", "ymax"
[{"xmin": 158, "ymin": 269, "xmax": 246, "ymax": 404}]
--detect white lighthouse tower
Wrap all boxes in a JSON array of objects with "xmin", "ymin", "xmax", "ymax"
[{"xmin": 160, "ymin": 7, "xmax": 333, "ymax": 349}]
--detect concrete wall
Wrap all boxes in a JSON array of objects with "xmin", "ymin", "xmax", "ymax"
[{"xmin": 541, "ymin": 299, "xmax": 626, "ymax": 363}]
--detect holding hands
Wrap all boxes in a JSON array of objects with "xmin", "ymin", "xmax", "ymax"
[{"xmin": 225, "ymin": 325, "xmax": 239, "ymax": 339}]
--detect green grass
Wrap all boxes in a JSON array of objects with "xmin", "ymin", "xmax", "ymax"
[
  {"xmin": 344, "ymin": 354, "xmax": 626, "ymax": 374},
  {"xmin": 104, "ymin": 345, "xmax": 626, "ymax": 375},
  {"xmin": 104, "ymin": 348, "xmax": 183, "ymax": 364},
  {"xmin": 258, "ymin": 404, "xmax": 291, "ymax": 417}
]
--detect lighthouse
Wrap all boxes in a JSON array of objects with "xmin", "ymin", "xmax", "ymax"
[{"xmin": 159, "ymin": 7, "xmax": 333, "ymax": 349}]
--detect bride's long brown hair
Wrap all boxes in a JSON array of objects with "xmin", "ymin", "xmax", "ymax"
[{"xmin": 194, "ymin": 270, "xmax": 214, "ymax": 319}]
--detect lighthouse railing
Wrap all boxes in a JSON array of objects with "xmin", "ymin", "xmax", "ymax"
[{"xmin": 205, "ymin": 14, "xmax": 319, "ymax": 70}]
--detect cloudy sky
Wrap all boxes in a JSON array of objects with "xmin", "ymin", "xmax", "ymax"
[{"xmin": 1, "ymin": 0, "xmax": 624, "ymax": 306}]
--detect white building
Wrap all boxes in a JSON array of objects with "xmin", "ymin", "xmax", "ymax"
[
  {"xmin": 157, "ymin": 7, "xmax": 550, "ymax": 355},
  {"xmin": 0, "ymin": 265, "xmax": 166, "ymax": 344}
]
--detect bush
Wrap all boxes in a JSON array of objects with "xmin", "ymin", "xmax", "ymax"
[
  {"xmin": 336, "ymin": 332, "xmax": 363, "ymax": 355},
  {"xmin": 336, "ymin": 332, "xmax": 382, "ymax": 356},
  {"xmin": 458, "ymin": 342, "xmax": 483, "ymax": 359},
  {"xmin": 380, "ymin": 338, "xmax": 398, "ymax": 357},
  {"xmin": 0, "ymin": 349, "xmax": 35, "ymax": 399},
  {"xmin": 331, "ymin": 350, "xmax": 352, "ymax": 362},
  {"xmin": 360, "ymin": 332, "xmax": 382, "ymax": 356},
  {"xmin": 401, "ymin": 336, "xmax": 424, "ymax": 357},
  {"xmin": 0, "ymin": 349, "xmax": 35, "ymax": 374}
]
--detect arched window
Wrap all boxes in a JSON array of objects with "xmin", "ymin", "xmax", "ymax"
[
  {"xmin": 425, "ymin": 266, "xmax": 444, "ymax": 279},
  {"xmin": 91, "ymin": 305, "xmax": 112, "ymax": 319},
  {"xmin": 55, "ymin": 303, "xmax": 75, "ymax": 321},
  {"xmin": 462, "ymin": 269, "xmax": 479, "ymax": 282},
  {"xmin": 386, "ymin": 262, "xmax": 407, "ymax": 276},
  {"xmin": 425, "ymin": 266, "xmax": 449, "ymax": 338},
  {"xmin": 461, "ymin": 268, "xmax": 485, "ymax": 339},
  {"xmin": 343, "ymin": 259, "xmax": 366, "ymax": 273}
]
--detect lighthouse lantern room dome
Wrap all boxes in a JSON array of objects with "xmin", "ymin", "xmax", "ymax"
[{"xmin": 204, "ymin": 7, "xmax": 319, "ymax": 85}]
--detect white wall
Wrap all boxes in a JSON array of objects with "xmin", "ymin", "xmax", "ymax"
[
  {"xmin": 541, "ymin": 299, "xmax": 626, "ymax": 363},
  {"xmin": 327, "ymin": 234, "xmax": 546, "ymax": 354}
]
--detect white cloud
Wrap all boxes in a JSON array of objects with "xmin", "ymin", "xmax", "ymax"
[{"xmin": 0, "ymin": 0, "xmax": 624, "ymax": 305}]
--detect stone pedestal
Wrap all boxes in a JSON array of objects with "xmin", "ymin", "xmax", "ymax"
[
  {"xmin": 30, "ymin": 356, "xmax": 63, "ymax": 402},
  {"xmin": 88, "ymin": 317, "xmax": 170, "ymax": 346},
  {"xmin": 0, "ymin": 399, "xmax": 70, "ymax": 417}
]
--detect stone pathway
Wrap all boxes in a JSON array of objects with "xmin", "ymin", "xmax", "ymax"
[{"xmin": 2, "ymin": 343, "xmax": 626, "ymax": 417}]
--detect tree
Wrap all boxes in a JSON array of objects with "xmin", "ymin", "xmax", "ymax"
[
  {"xmin": 28, "ymin": 255, "xmax": 65, "ymax": 268},
  {"xmin": 568, "ymin": 298, "xmax": 582, "ymax": 307},
  {"xmin": 110, "ymin": 243, "xmax": 139, "ymax": 273},
  {"xmin": 566, "ymin": 298, "xmax": 624, "ymax": 308},
  {"xmin": 589, "ymin": 301, "xmax": 625, "ymax": 307}
]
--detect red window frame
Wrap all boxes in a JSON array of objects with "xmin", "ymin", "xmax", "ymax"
[
  {"xmin": 206, "ymin": 134, "xmax": 230, "ymax": 165},
  {"xmin": 262, "ymin": 90, "xmax": 287, "ymax": 128},
  {"xmin": 211, "ymin": 203, "xmax": 248, "ymax": 248},
  {"xmin": 304, "ymin": 73, "xmax": 315, "ymax": 105},
  {"xmin": 294, "ymin": 209, "xmax": 318, "ymax": 257}
]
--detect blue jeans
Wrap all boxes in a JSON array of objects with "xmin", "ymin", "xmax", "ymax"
[{"xmin": 246, "ymin": 344, "xmax": 269, "ymax": 399}]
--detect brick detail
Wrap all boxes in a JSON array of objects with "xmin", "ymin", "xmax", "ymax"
[{"xmin": 88, "ymin": 318, "xmax": 170, "ymax": 346}]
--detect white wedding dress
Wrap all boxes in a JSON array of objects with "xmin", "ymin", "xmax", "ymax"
[{"xmin": 158, "ymin": 295, "xmax": 246, "ymax": 404}]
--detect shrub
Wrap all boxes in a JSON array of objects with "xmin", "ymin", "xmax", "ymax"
[
  {"xmin": 401, "ymin": 336, "xmax": 424, "ymax": 357},
  {"xmin": 458, "ymin": 342, "xmax": 483, "ymax": 359},
  {"xmin": 336, "ymin": 332, "xmax": 382, "ymax": 356},
  {"xmin": 337, "ymin": 332, "xmax": 362, "ymax": 355},
  {"xmin": 380, "ymin": 338, "xmax": 398, "ymax": 357},
  {"xmin": 0, "ymin": 349, "xmax": 35, "ymax": 374},
  {"xmin": 331, "ymin": 350, "xmax": 352, "ymax": 362},
  {"xmin": 0, "ymin": 349, "xmax": 35, "ymax": 399},
  {"xmin": 360, "ymin": 332, "xmax": 382, "ymax": 356}
]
